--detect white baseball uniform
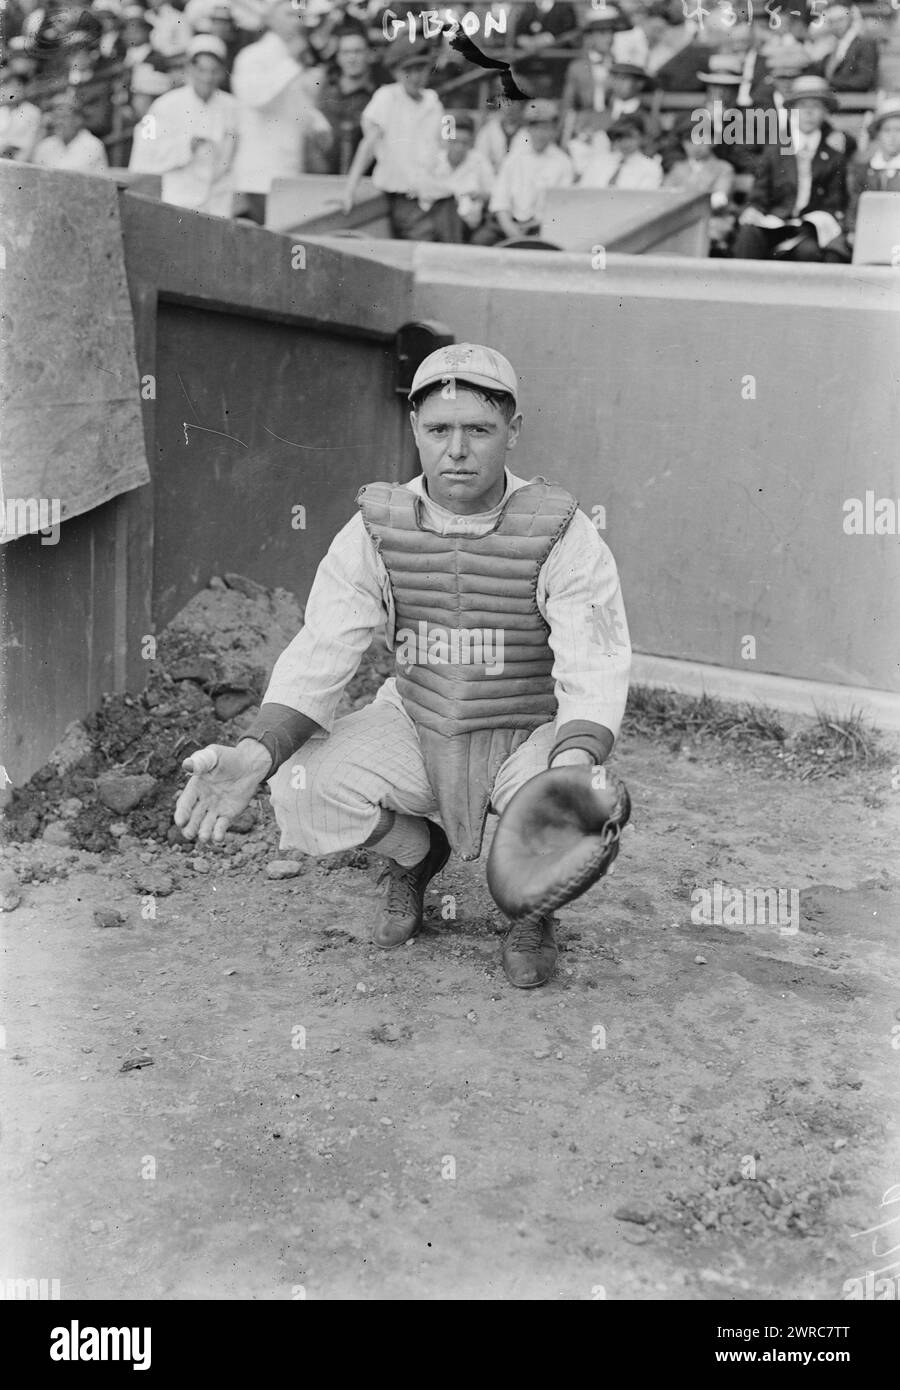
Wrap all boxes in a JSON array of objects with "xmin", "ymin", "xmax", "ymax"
[{"xmin": 262, "ymin": 469, "xmax": 632, "ymax": 856}]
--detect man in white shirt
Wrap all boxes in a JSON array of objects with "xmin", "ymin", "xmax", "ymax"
[
  {"xmin": 32, "ymin": 92, "xmax": 109, "ymax": 175},
  {"xmin": 474, "ymin": 103, "xmax": 524, "ymax": 176},
  {"xmin": 342, "ymin": 47, "xmax": 451, "ymax": 240},
  {"xmin": 174, "ymin": 343, "xmax": 631, "ymax": 989},
  {"xmin": 472, "ymin": 97, "xmax": 574, "ymax": 244},
  {"xmin": 578, "ymin": 114, "xmax": 662, "ymax": 189},
  {"xmin": 230, "ymin": 0, "xmax": 333, "ymax": 222},
  {"xmin": 0, "ymin": 65, "xmax": 41, "ymax": 161},
  {"xmin": 129, "ymin": 34, "xmax": 239, "ymax": 216},
  {"xmin": 417, "ymin": 112, "xmax": 497, "ymax": 240}
]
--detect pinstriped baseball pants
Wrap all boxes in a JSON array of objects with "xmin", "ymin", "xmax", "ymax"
[{"xmin": 268, "ymin": 683, "xmax": 556, "ymax": 859}]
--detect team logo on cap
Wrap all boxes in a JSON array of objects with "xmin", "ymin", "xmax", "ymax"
[{"xmin": 441, "ymin": 346, "xmax": 476, "ymax": 369}]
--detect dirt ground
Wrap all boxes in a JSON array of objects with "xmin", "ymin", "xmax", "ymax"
[{"xmin": 2, "ymin": 579, "xmax": 899, "ymax": 1301}]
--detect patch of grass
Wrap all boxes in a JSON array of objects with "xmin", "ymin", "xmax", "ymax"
[
  {"xmin": 623, "ymin": 685, "xmax": 893, "ymax": 782},
  {"xmin": 625, "ymin": 686, "xmax": 786, "ymax": 744},
  {"xmin": 791, "ymin": 706, "xmax": 886, "ymax": 781}
]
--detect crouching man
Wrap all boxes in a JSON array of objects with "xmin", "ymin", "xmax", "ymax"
[{"xmin": 174, "ymin": 344, "xmax": 631, "ymax": 988}]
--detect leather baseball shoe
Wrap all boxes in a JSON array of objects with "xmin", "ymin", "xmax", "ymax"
[
  {"xmin": 502, "ymin": 914, "xmax": 558, "ymax": 988},
  {"xmin": 373, "ymin": 820, "xmax": 451, "ymax": 948}
]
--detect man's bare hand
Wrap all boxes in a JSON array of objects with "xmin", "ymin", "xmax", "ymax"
[{"xmin": 174, "ymin": 741, "xmax": 271, "ymax": 845}]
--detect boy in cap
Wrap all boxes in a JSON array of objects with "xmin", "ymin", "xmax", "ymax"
[
  {"xmin": 472, "ymin": 97, "xmax": 573, "ymax": 244},
  {"xmin": 175, "ymin": 343, "xmax": 631, "ymax": 990},
  {"xmin": 342, "ymin": 47, "xmax": 454, "ymax": 240},
  {"xmin": 578, "ymin": 113, "xmax": 662, "ymax": 188},
  {"xmin": 566, "ymin": 59, "xmax": 656, "ymax": 174},
  {"xmin": 129, "ymin": 33, "xmax": 239, "ymax": 216},
  {"xmin": 474, "ymin": 97, "xmax": 524, "ymax": 177},
  {"xmin": 417, "ymin": 112, "xmax": 496, "ymax": 241}
]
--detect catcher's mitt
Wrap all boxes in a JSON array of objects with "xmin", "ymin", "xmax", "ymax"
[{"xmin": 486, "ymin": 767, "xmax": 630, "ymax": 921}]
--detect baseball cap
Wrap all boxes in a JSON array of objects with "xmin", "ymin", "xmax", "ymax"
[
  {"xmin": 522, "ymin": 98, "xmax": 559, "ymax": 124},
  {"xmin": 409, "ymin": 344, "xmax": 518, "ymax": 409},
  {"xmin": 188, "ymin": 33, "xmax": 227, "ymax": 60}
]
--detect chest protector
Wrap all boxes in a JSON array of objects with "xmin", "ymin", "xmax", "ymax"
[{"xmin": 358, "ymin": 478, "xmax": 578, "ymax": 860}]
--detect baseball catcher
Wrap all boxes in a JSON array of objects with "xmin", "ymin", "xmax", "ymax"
[{"xmin": 174, "ymin": 343, "xmax": 632, "ymax": 988}]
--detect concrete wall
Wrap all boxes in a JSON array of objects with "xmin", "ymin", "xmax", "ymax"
[
  {"xmin": 3, "ymin": 170, "xmax": 898, "ymax": 784},
  {"xmin": 400, "ymin": 244, "xmax": 900, "ymax": 695},
  {"xmin": 0, "ymin": 174, "xmax": 419, "ymax": 782}
]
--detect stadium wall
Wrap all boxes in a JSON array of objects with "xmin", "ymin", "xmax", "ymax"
[{"xmin": 2, "ymin": 169, "xmax": 898, "ymax": 782}]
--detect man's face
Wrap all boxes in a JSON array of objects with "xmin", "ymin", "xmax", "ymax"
[
  {"xmin": 124, "ymin": 19, "xmax": 151, "ymax": 47},
  {"xmin": 610, "ymin": 72, "xmax": 640, "ymax": 99},
  {"xmin": 641, "ymin": 16, "xmax": 667, "ymax": 45},
  {"xmin": 611, "ymin": 131, "xmax": 641, "ymax": 158},
  {"xmin": 0, "ymin": 75, "xmax": 26, "ymax": 105},
  {"xmin": 52, "ymin": 104, "xmax": 82, "ymax": 141},
  {"xmin": 706, "ymin": 82, "xmax": 733, "ymax": 107},
  {"xmin": 337, "ymin": 34, "xmax": 369, "ymax": 78},
  {"xmin": 524, "ymin": 119, "xmax": 554, "ymax": 152},
  {"xmin": 399, "ymin": 65, "xmax": 429, "ymax": 98},
  {"xmin": 795, "ymin": 97, "xmax": 826, "ymax": 133},
  {"xmin": 826, "ymin": 4, "xmax": 851, "ymax": 36},
  {"xmin": 720, "ymin": 21, "xmax": 750, "ymax": 53},
  {"xmin": 189, "ymin": 54, "xmax": 223, "ymax": 100},
  {"xmin": 585, "ymin": 28, "xmax": 615, "ymax": 57},
  {"xmin": 68, "ymin": 47, "xmax": 95, "ymax": 78},
  {"xmin": 268, "ymin": 0, "xmax": 304, "ymax": 44},
  {"xmin": 877, "ymin": 115, "xmax": 900, "ymax": 159},
  {"xmin": 411, "ymin": 388, "xmax": 522, "ymax": 516},
  {"xmin": 683, "ymin": 134, "xmax": 711, "ymax": 159},
  {"xmin": 447, "ymin": 128, "xmax": 473, "ymax": 168},
  {"xmin": 208, "ymin": 16, "xmax": 234, "ymax": 41}
]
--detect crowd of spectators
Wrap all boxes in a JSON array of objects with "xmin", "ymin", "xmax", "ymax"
[{"xmin": 0, "ymin": 0, "xmax": 898, "ymax": 259}]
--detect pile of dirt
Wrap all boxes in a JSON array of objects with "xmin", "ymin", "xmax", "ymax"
[{"xmin": 1, "ymin": 574, "xmax": 393, "ymax": 857}]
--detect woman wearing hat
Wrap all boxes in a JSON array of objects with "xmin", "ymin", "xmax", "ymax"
[
  {"xmin": 128, "ymin": 33, "xmax": 239, "ymax": 216},
  {"xmin": 846, "ymin": 96, "xmax": 900, "ymax": 238},
  {"xmin": 732, "ymin": 74, "xmax": 851, "ymax": 261}
]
